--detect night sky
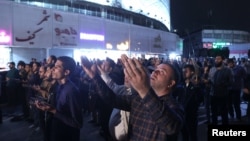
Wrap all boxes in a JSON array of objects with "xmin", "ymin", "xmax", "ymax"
[{"xmin": 170, "ymin": 0, "xmax": 250, "ymax": 36}]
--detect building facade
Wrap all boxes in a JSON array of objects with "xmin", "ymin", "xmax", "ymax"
[
  {"xmin": 0, "ymin": 0, "xmax": 182, "ymax": 68},
  {"xmin": 183, "ymin": 29, "xmax": 250, "ymax": 59}
]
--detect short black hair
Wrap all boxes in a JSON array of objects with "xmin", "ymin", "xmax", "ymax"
[
  {"xmin": 47, "ymin": 64, "xmax": 55, "ymax": 69},
  {"xmin": 9, "ymin": 61, "xmax": 15, "ymax": 66},
  {"xmin": 33, "ymin": 62, "xmax": 41, "ymax": 67},
  {"xmin": 183, "ymin": 64, "xmax": 195, "ymax": 73},
  {"xmin": 57, "ymin": 56, "xmax": 76, "ymax": 77},
  {"xmin": 216, "ymin": 54, "xmax": 225, "ymax": 60},
  {"xmin": 162, "ymin": 62, "xmax": 180, "ymax": 86},
  {"xmin": 18, "ymin": 60, "xmax": 26, "ymax": 67},
  {"xmin": 227, "ymin": 58, "xmax": 235, "ymax": 64},
  {"xmin": 50, "ymin": 55, "xmax": 57, "ymax": 63},
  {"xmin": 25, "ymin": 63, "xmax": 32, "ymax": 68}
]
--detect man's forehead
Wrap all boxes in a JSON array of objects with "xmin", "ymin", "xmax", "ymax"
[
  {"xmin": 157, "ymin": 64, "xmax": 171, "ymax": 71},
  {"xmin": 216, "ymin": 56, "xmax": 223, "ymax": 59},
  {"xmin": 55, "ymin": 60, "xmax": 63, "ymax": 66}
]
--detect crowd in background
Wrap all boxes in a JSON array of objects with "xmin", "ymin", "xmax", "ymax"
[{"xmin": 0, "ymin": 53, "xmax": 250, "ymax": 141}]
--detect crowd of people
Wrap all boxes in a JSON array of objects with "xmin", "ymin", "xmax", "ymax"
[{"xmin": 0, "ymin": 53, "xmax": 250, "ymax": 141}]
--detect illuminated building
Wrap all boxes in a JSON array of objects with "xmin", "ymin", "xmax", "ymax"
[
  {"xmin": 183, "ymin": 29, "xmax": 250, "ymax": 58},
  {"xmin": 0, "ymin": 0, "xmax": 182, "ymax": 68}
]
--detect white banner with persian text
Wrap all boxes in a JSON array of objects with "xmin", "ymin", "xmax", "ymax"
[
  {"xmin": 13, "ymin": 4, "xmax": 52, "ymax": 47},
  {"xmin": 52, "ymin": 11, "xmax": 79, "ymax": 47}
]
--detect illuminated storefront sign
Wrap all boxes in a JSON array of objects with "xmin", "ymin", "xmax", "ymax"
[
  {"xmin": 203, "ymin": 42, "xmax": 213, "ymax": 49},
  {"xmin": 106, "ymin": 43, "xmax": 113, "ymax": 49},
  {"xmin": 203, "ymin": 42, "xmax": 231, "ymax": 49},
  {"xmin": 80, "ymin": 33, "xmax": 104, "ymax": 41},
  {"xmin": 117, "ymin": 41, "xmax": 129, "ymax": 51},
  {"xmin": 0, "ymin": 31, "xmax": 11, "ymax": 44},
  {"xmin": 212, "ymin": 42, "xmax": 231, "ymax": 48}
]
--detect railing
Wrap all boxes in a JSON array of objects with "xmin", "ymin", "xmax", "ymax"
[{"xmin": 7, "ymin": 0, "xmax": 169, "ymax": 32}]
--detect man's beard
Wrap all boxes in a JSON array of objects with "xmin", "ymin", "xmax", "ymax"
[{"xmin": 215, "ymin": 62, "xmax": 222, "ymax": 68}]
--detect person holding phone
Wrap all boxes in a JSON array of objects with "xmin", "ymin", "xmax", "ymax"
[{"xmin": 35, "ymin": 56, "xmax": 83, "ymax": 141}]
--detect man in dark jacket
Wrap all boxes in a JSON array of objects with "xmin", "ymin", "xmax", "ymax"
[
  {"xmin": 209, "ymin": 55, "xmax": 233, "ymax": 125},
  {"xmin": 35, "ymin": 56, "xmax": 83, "ymax": 141}
]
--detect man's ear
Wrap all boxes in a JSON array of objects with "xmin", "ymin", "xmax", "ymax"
[
  {"xmin": 64, "ymin": 69, "xmax": 70, "ymax": 76},
  {"xmin": 168, "ymin": 80, "xmax": 176, "ymax": 88}
]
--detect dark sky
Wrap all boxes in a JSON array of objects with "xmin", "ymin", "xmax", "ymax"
[{"xmin": 170, "ymin": 0, "xmax": 250, "ymax": 36}]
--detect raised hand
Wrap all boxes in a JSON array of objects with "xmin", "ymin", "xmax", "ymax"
[
  {"xmin": 96, "ymin": 62, "xmax": 106, "ymax": 75},
  {"xmin": 120, "ymin": 54, "xmax": 150, "ymax": 98},
  {"xmin": 81, "ymin": 56, "xmax": 97, "ymax": 79}
]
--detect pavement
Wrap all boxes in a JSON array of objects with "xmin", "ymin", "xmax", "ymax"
[
  {"xmin": 0, "ymin": 110, "xmax": 105, "ymax": 141},
  {"xmin": 0, "ymin": 102, "xmax": 248, "ymax": 141}
]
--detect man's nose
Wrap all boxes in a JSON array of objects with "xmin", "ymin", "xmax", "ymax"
[{"xmin": 153, "ymin": 70, "xmax": 160, "ymax": 75}]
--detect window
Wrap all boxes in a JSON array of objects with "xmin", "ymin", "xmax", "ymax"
[
  {"xmin": 233, "ymin": 34, "xmax": 240, "ymax": 39},
  {"xmin": 223, "ymin": 34, "xmax": 232, "ymax": 39},
  {"xmin": 203, "ymin": 33, "xmax": 212, "ymax": 38},
  {"xmin": 214, "ymin": 33, "xmax": 221, "ymax": 38}
]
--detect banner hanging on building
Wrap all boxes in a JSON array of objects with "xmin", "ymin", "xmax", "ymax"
[
  {"xmin": 52, "ymin": 11, "xmax": 79, "ymax": 47},
  {"xmin": 13, "ymin": 4, "xmax": 52, "ymax": 47}
]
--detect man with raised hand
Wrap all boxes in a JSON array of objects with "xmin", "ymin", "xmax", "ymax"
[{"xmin": 82, "ymin": 54, "xmax": 184, "ymax": 141}]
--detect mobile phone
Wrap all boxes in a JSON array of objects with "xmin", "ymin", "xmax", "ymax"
[
  {"xmin": 29, "ymin": 96, "xmax": 50, "ymax": 106},
  {"xmin": 81, "ymin": 56, "xmax": 92, "ymax": 69}
]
